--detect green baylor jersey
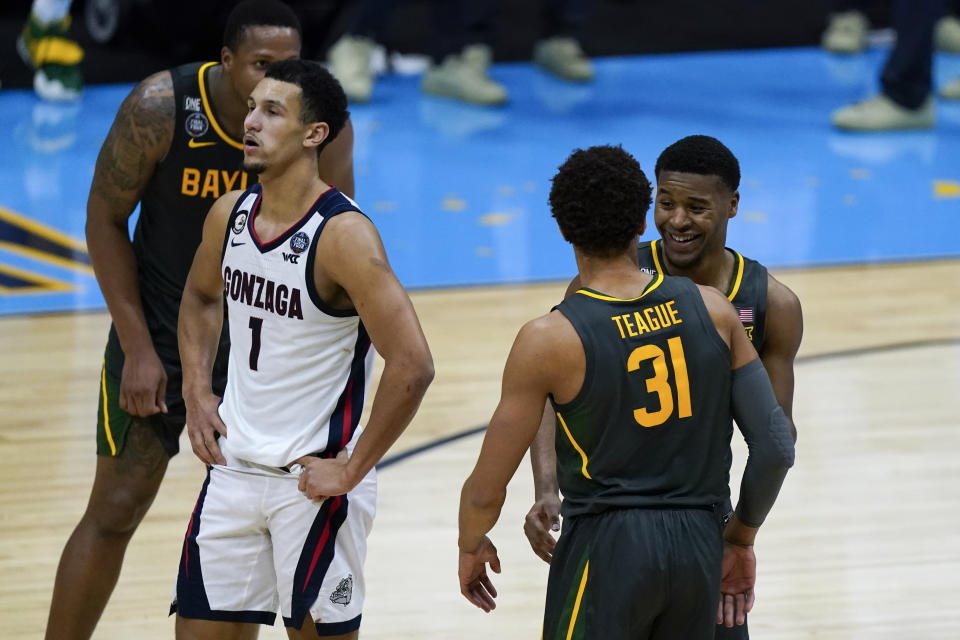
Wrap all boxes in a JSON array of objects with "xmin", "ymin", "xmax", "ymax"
[
  {"xmin": 552, "ymin": 273, "xmax": 734, "ymax": 518},
  {"xmin": 132, "ymin": 61, "xmax": 253, "ymax": 346},
  {"xmin": 638, "ymin": 239, "xmax": 768, "ymax": 351}
]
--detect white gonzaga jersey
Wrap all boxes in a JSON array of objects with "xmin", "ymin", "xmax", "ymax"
[{"xmin": 218, "ymin": 184, "xmax": 375, "ymax": 467}]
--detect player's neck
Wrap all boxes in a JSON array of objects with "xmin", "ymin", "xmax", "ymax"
[
  {"xmin": 257, "ymin": 160, "xmax": 329, "ymax": 224},
  {"xmin": 576, "ymin": 249, "xmax": 652, "ymax": 298},
  {"xmin": 663, "ymin": 247, "xmax": 735, "ymax": 294},
  {"xmin": 208, "ymin": 64, "xmax": 245, "ymax": 140}
]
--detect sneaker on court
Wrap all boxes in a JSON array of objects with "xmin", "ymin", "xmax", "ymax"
[
  {"xmin": 940, "ymin": 77, "xmax": 960, "ymax": 100},
  {"xmin": 421, "ymin": 44, "xmax": 508, "ymax": 106},
  {"xmin": 17, "ymin": 13, "xmax": 84, "ymax": 102},
  {"xmin": 533, "ymin": 36, "xmax": 594, "ymax": 82},
  {"xmin": 831, "ymin": 94, "xmax": 934, "ymax": 131},
  {"xmin": 328, "ymin": 35, "xmax": 375, "ymax": 103},
  {"xmin": 934, "ymin": 15, "xmax": 960, "ymax": 53},
  {"xmin": 821, "ymin": 11, "xmax": 868, "ymax": 54}
]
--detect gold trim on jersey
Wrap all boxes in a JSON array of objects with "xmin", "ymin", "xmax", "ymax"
[
  {"xmin": 650, "ymin": 238, "xmax": 665, "ymax": 273},
  {"xmin": 557, "ymin": 411, "xmax": 591, "ymax": 480},
  {"xmin": 651, "ymin": 239, "xmax": 744, "ymax": 302},
  {"xmin": 727, "ymin": 250, "xmax": 745, "ymax": 301},
  {"xmin": 100, "ymin": 358, "xmax": 117, "ymax": 456},
  {"xmin": 566, "ymin": 560, "xmax": 590, "ymax": 640},
  {"xmin": 574, "ymin": 270, "xmax": 664, "ymax": 303},
  {"xmin": 197, "ymin": 62, "xmax": 243, "ymax": 150}
]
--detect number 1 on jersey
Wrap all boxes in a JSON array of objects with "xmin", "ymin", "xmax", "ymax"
[
  {"xmin": 627, "ymin": 336, "xmax": 692, "ymax": 427},
  {"xmin": 248, "ymin": 316, "xmax": 263, "ymax": 370}
]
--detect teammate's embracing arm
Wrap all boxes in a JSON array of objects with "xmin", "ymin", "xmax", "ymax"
[
  {"xmin": 294, "ymin": 212, "xmax": 435, "ymax": 499},
  {"xmin": 86, "ymin": 71, "xmax": 174, "ymax": 418},
  {"xmin": 178, "ymin": 191, "xmax": 243, "ymax": 466},
  {"xmin": 700, "ymin": 285, "xmax": 796, "ymax": 627}
]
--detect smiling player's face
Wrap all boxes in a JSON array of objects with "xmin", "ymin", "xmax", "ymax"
[{"xmin": 654, "ymin": 171, "xmax": 739, "ymax": 269}]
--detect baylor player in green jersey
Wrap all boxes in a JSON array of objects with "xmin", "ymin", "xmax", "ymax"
[
  {"xmin": 458, "ymin": 145, "xmax": 794, "ymax": 638},
  {"xmin": 45, "ymin": 3, "xmax": 355, "ymax": 639},
  {"xmin": 525, "ymin": 135, "xmax": 803, "ymax": 637}
]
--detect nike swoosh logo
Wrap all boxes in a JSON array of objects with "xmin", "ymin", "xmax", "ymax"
[
  {"xmin": 188, "ymin": 139, "xmax": 216, "ymax": 148},
  {"xmin": 231, "ymin": 239, "xmax": 246, "ymax": 247}
]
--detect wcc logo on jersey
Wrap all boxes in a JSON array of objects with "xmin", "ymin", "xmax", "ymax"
[{"xmin": 283, "ymin": 231, "xmax": 310, "ymax": 264}]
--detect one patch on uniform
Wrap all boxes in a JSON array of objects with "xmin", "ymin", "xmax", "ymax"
[
  {"xmin": 185, "ymin": 112, "xmax": 210, "ymax": 138},
  {"xmin": 289, "ymin": 231, "xmax": 310, "ymax": 254},
  {"xmin": 639, "ymin": 267, "xmax": 658, "ymax": 275},
  {"xmin": 330, "ymin": 574, "xmax": 353, "ymax": 606},
  {"xmin": 232, "ymin": 212, "xmax": 247, "ymax": 234},
  {"xmin": 184, "ymin": 96, "xmax": 202, "ymax": 112}
]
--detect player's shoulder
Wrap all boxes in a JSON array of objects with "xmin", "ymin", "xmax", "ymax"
[
  {"xmin": 765, "ymin": 273, "xmax": 802, "ymax": 319},
  {"xmin": 694, "ymin": 283, "xmax": 740, "ymax": 334},
  {"xmin": 209, "ymin": 190, "xmax": 247, "ymax": 222},
  {"xmin": 695, "ymin": 282, "xmax": 733, "ymax": 308},
  {"xmin": 124, "ymin": 69, "xmax": 175, "ymax": 114},
  {"xmin": 514, "ymin": 310, "xmax": 579, "ymax": 362}
]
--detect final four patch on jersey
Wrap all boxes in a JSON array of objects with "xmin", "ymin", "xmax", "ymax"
[
  {"xmin": 185, "ymin": 112, "xmax": 210, "ymax": 138},
  {"xmin": 232, "ymin": 212, "xmax": 247, "ymax": 234},
  {"xmin": 290, "ymin": 231, "xmax": 310, "ymax": 254}
]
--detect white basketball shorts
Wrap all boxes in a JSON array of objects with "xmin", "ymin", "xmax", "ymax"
[{"xmin": 171, "ymin": 433, "xmax": 376, "ymax": 635}]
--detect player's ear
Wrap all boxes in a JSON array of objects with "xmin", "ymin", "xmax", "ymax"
[
  {"xmin": 638, "ymin": 218, "xmax": 647, "ymax": 236},
  {"xmin": 221, "ymin": 46, "xmax": 233, "ymax": 70},
  {"xmin": 728, "ymin": 190, "xmax": 740, "ymax": 220},
  {"xmin": 304, "ymin": 122, "xmax": 330, "ymax": 150}
]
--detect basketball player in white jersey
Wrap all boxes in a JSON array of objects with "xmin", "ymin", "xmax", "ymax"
[{"xmin": 175, "ymin": 58, "xmax": 434, "ymax": 639}]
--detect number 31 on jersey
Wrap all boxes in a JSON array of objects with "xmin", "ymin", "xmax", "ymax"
[{"xmin": 627, "ymin": 336, "xmax": 692, "ymax": 428}]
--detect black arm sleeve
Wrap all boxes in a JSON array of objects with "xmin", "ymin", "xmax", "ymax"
[{"xmin": 731, "ymin": 358, "xmax": 796, "ymax": 528}]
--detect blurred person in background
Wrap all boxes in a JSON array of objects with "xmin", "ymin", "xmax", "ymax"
[
  {"xmin": 826, "ymin": 0, "xmax": 960, "ymax": 130},
  {"xmin": 18, "ymin": 0, "xmax": 83, "ymax": 100},
  {"xmin": 326, "ymin": 0, "xmax": 594, "ymax": 105}
]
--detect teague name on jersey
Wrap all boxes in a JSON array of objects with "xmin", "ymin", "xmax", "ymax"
[
  {"xmin": 610, "ymin": 300, "xmax": 684, "ymax": 340},
  {"xmin": 223, "ymin": 266, "xmax": 304, "ymax": 320}
]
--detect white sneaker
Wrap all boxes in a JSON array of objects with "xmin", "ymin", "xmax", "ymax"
[
  {"xmin": 935, "ymin": 15, "xmax": 960, "ymax": 53},
  {"xmin": 421, "ymin": 44, "xmax": 508, "ymax": 105},
  {"xmin": 822, "ymin": 11, "xmax": 869, "ymax": 54},
  {"xmin": 940, "ymin": 76, "xmax": 960, "ymax": 100},
  {"xmin": 831, "ymin": 94, "xmax": 934, "ymax": 131},
  {"xmin": 328, "ymin": 35, "xmax": 375, "ymax": 103},
  {"xmin": 533, "ymin": 36, "xmax": 594, "ymax": 82}
]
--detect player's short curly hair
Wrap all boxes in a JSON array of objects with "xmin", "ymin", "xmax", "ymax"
[
  {"xmin": 265, "ymin": 59, "xmax": 349, "ymax": 154},
  {"xmin": 223, "ymin": 0, "xmax": 302, "ymax": 51},
  {"xmin": 654, "ymin": 135, "xmax": 740, "ymax": 192},
  {"xmin": 549, "ymin": 145, "xmax": 652, "ymax": 257}
]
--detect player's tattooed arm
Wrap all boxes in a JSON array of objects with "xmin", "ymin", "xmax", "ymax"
[
  {"xmin": 86, "ymin": 71, "xmax": 175, "ymax": 418},
  {"xmin": 88, "ymin": 71, "xmax": 174, "ymax": 211},
  {"xmin": 760, "ymin": 275, "xmax": 803, "ymax": 441}
]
